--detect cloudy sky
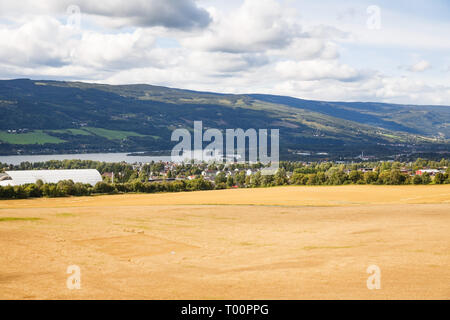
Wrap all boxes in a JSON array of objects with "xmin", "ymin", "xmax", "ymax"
[{"xmin": 0, "ymin": 0, "xmax": 449, "ymax": 105}]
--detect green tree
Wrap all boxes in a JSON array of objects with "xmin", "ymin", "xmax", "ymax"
[
  {"xmin": 316, "ymin": 172, "xmax": 326, "ymax": 185},
  {"xmin": 377, "ymin": 171, "xmax": 391, "ymax": 184},
  {"xmin": 434, "ymin": 172, "xmax": 445, "ymax": 184},
  {"xmin": 364, "ymin": 171, "xmax": 378, "ymax": 184},
  {"xmin": 35, "ymin": 179, "xmax": 44, "ymax": 188},
  {"xmin": 306, "ymin": 174, "xmax": 318, "ymax": 185},
  {"xmin": 348, "ymin": 170, "xmax": 363, "ymax": 184},
  {"xmin": 0, "ymin": 186, "xmax": 15, "ymax": 199},
  {"xmin": 93, "ymin": 182, "xmax": 116, "ymax": 194},
  {"xmin": 328, "ymin": 170, "xmax": 347, "ymax": 185},
  {"xmin": 412, "ymin": 175, "xmax": 422, "ymax": 185},
  {"xmin": 261, "ymin": 175, "xmax": 274, "ymax": 187},
  {"xmin": 57, "ymin": 180, "xmax": 76, "ymax": 195},
  {"xmin": 274, "ymin": 168, "xmax": 288, "ymax": 185},
  {"xmin": 291, "ymin": 172, "xmax": 307, "ymax": 185},
  {"xmin": 24, "ymin": 184, "xmax": 41, "ymax": 198},
  {"xmin": 226, "ymin": 175, "xmax": 235, "ymax": 187},
  {"xmin": 389, "ymin": 170, "xmax": 406, "ymax": 185},
  {"xmin": 13, "ymin": 186, "xmax": 27, "ymax": 199},
  {"xmin": 214, "ymin": 172, "xmax": 227, "ymax": 185},
  {"xmin": 421, "ymin": 172, "xmax": 431, "ymax": 184},
  {"xmin": 235, "ymin": 171, "xmax": 246, "ymax": 186},
  {"xmin": 73, "ymin": 183, "xmax": 90, "ymax": 196},
  {"xmin": 250, "ymin": 172, "xmax": 262, "ymax": 187}
]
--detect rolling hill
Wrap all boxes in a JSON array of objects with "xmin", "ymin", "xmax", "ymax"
[{"xmin": 0, "ymin": 79, "xmax": 449, "ymax": 159}]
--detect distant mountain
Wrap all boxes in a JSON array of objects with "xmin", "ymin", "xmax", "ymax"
[{"xmin": 0, "ymin": 79, "xmax": 449, "ymax": 159}]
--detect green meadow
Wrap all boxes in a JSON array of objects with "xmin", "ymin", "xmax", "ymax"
[{"xmin": 0, "ymin": 131, "xmax": 65, "ymax": 145}]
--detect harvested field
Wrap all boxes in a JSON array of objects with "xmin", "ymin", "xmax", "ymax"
[{"xmin": 0, "ymin": 185, "xmax": 449, "ymax": 299}]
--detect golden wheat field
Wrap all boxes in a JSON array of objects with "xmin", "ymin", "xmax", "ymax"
[{"xmin": 0, "ymin": 185, "xmax": 449, "ymax": 300}]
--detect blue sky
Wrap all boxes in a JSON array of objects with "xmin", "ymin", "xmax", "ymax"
[{"xmin": 0, "ymin": 0, "xmax": 448, "ymax": 105}]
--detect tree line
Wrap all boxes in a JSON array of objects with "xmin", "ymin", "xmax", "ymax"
[
  {"xmin": 0, "ymin": 178, "xmax": 214, "ymax": 200},
  {"xmin": 1, "ymin": 158, "xmax": 449, "ymax": 200}
]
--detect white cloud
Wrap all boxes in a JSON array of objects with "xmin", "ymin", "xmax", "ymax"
[
  {"xmin": 0, "ymin": 0, "xmax": 448, "ymax": 105},
  {"xmin": 75, "ymin": 0, "xmax": 212, "ymax": 29},
  {"xmin": 305, "ymin": 25, "xmax": 349, "ymax": 39},
  {"xmin": 274, "ymin": 60, "xmax": 361, "ymax": 82},
  {"xmin": 184, "ymin": 0, "xmax": 301, "ymax": 53},
  {"xmin": 268, "ymin": 38, "xmax": 339, "ymax": 61},
  {"xmin": 408, "ymin": 60, "xmax": 431, "ymax": 72},
  {"xmin": 73, "ymin": 29, "xmax": 157, "ymax": 70},
  {"xmin": 0, "ymin": 0, "xmax": 212, "ymax": 29},
  {"xmin": 185, "ymin": 51, "xmax": 268, "ymax": 74},
  {"xmin": 0, "ymin": 16, "xmax": 79, "ymax": 68},
  {"xmin": 0, "ymin": 16, "xmax": 162, "ymax": 72}
]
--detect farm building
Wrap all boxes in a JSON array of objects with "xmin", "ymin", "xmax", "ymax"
[
  {"xmin": 415, "ymin": 169, "xmax": 442, "ymax": 176},
  {"xmin": 0, "ymin": 169, "xmax": 102, "ymax": 187}
]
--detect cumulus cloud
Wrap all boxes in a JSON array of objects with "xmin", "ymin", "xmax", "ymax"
[
  {"xmin": 305, "ymin": 25, "xmax": 349, "ymax": 39},
  {"xmin": 0, "ymin": 0, "xmax": 448, "ymax": 105},
  {"xmin": 0, "ymin": 16, "xmax": 75, "ymax": 68},
  {"xmin": 185, "ymin": 51, "xmax": 268, "ymax": 75},
  {"xmin": 268, "ymin": 38, "xmax": 339, "ymax": 61},
  {"xmin": 262, "ymin": 74, "xmax": 450, "ymax": 105},
  {"xmin": 73, "ymin": 0, "xmax": 211, "ymax": 29},
  {"xmin": 274, "ymin": 60, "xmax": 362, "ymax": 82},
  {"xmin": 408, "ymin": 60, "xmax": 431, "ymax": 72},
  {"xmin": 0, "ymin": 15, "xmax": 163, "ymax": 74},
  {"xmin": 185, "ymin": 0, "xmax": 301, "ymax": 53},
  {"xmin": 0, "ymin": 0, "xmax": 211, "ymax": 30}
]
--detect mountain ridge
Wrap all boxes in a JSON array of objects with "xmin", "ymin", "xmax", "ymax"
[{"xmin": 0, "ymin": 79, "xmax": 449, "ymax": 158}]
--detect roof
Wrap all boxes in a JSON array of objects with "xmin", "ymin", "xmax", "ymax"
[{"xmin": 0, "ymin": 169, "xmax": 102, "ymax": 186}]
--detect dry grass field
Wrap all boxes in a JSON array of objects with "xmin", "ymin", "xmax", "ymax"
[{"xmin": 0, "ymin": 185, "xmax": 449, "ymax": 299}]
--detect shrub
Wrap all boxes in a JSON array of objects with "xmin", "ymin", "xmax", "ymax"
[
  {"xmin": 422, "ymin": 173, "xmax": 431, "ymax": 185},
  {"xmin": 42, "ymin": 184, "xmax": 64, "ymax": 197},
  {"xmin": 364, "ymin": 171, "xmax": 378, "ymax": 184},
  {"xmin": 389, "ymin": 170, "xmax": 407, "ymax": 185},
  {"xmin": 0, "ymin": 186, "xmax": 15, "ymax": 199},
  {"xmin": 57, "ymin": 180, "xmax": 76, "ymax": 195},
  {"xmin": 24, "ymin": 184, "xmax": 42, "ymax": 198},
  {"xmin": 412, "ymin": 175, "xmax": 422, "ymax": 185},
  {"xmin": 93, "ymin": 182, "xmax": 116, "ymax": 194},
  {"xmin": 434, "ymin": 172, "xmax": 445, "ymax": 184}
]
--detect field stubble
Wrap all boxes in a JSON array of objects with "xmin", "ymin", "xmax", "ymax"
[{"xmin": 0, "ymin": 185, "xmax": 449, "ymax": 299}]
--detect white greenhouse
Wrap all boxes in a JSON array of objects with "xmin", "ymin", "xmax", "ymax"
[{"xmin": 0, "ymin": 169, "xmax": 102, "ymax": 187}]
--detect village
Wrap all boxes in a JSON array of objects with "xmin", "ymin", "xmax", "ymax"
[
  {"xmin": 101, "ymin": 161, "xmax": 263, "ymax": 185},
  {"xmin": 100, "ymin": 160, "xmax": 449, "ymax": 186}
]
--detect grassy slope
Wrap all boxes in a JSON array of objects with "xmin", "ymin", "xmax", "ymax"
[
  {"xmin": 0, "ymin": 79, "xmax": 448, "ymax": 154},
  {"xmin": 0, "ymin": 127, "xmax": 148, "ymax": 145},
  {"xmin": 82, "ymin": 127, "xmax": 146, "ymax": 140},
  {"xmin": 0, "ymin": 130, "xmax": 65, "ymax": 145},
  {"xmin": 50, "ymin": 129, "xmax": 91, "ymax": 136}
]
